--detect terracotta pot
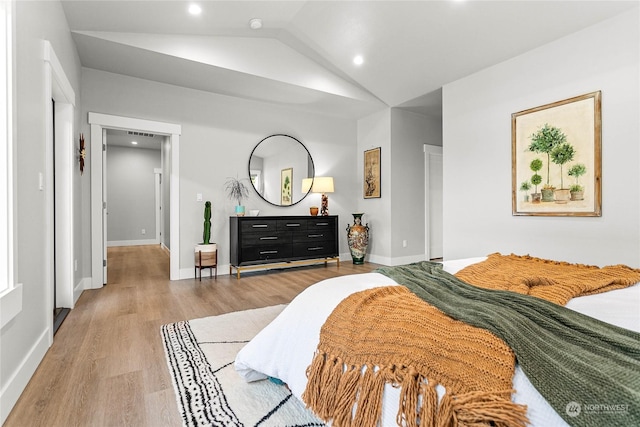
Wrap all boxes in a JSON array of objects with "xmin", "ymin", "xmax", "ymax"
[
  {"xmin": 570, "ymin": 191, "xmax": 584, "ymax": 201},
  {"xmin": 554, "ymin": 188, "xmax": 571, "ymax": 204},
  {"xmin": 531, "ymin": 193, "xmax": 542, "ymax": 203}
]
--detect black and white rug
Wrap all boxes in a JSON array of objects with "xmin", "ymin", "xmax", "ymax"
[{"xmin": 161, "ymin": 305, "xmax": 325, "ymax": 427}]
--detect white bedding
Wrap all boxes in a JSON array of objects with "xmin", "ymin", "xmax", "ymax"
[{"xmin": 234, "ymin": 258, "xmax": 640, "ymax": 426}]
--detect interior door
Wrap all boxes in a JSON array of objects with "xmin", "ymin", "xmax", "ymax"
[{"xmin": 102, "ymin": 128, "xmax": 107, "ymax": 283}]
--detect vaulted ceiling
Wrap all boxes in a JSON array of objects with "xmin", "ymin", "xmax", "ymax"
[{"xmin": 61, "ymin": 1, "xmax": 637, "ymax": 119}]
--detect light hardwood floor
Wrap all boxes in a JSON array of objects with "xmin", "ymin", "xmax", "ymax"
[{"xmin": 5, "ymin": 245, "xmax": 379, "ymax": 427}]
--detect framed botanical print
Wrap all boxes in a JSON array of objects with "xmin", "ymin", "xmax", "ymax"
[
  {"xmin": 364, "ymin": 147, "xmax": 381, "ymax": 199},
  {"xmin": 512, "ymin": 91, "xmax": 601, "ymax": 216},
  {"xmin": 281, "ymin": 167, "xmax": 293, "ymax": 205}
]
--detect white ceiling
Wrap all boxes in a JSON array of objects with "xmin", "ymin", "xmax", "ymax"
[{"xmin": 61, "ymin": 1, "xmax": 637, "ymax": 119}]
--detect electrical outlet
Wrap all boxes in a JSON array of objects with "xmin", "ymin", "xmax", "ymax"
[
  {"xmin": 141, "ymin": 229, "xmax": 146, "ymax": 235},
  {"xmin": 197, "ymin": 193, "xmax": 203, "ymax": 202},
  {"xmin": 402, "ymin": 240, "xmax": 407, "ymax": 248}
]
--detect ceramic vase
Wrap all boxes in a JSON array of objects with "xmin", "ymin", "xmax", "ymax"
[{"xmin": 346, "ymin": 213, "xmax": 369, "ymax": 264}]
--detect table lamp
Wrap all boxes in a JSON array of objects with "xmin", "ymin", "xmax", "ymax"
[{"xmin": 302, "ymin": 176, "xmax": 334, "ymax": 216}]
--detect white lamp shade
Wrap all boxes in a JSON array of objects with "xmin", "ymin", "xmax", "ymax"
[{"xmin": 311, "ymin": 177, "xmax": 334, "ymax": 193}]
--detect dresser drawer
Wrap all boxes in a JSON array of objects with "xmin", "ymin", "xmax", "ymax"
[
  {"xmin": 241, "ymin": 231, "xmax": 291, "ymax": 246},
  {"xmin": 277, "ymin": 219, "xmax": 305, "ymax": 230},
  {"xmin": 307, "ymin": 218, "xmax": 335, "ymax": 231},
  {"xmin": 241, "ymin": 244, "xmax": 292, "ymax": 263},
  {"xmin": 292, "ymin": 241, "xmax": 336, "ymax": 258},
  {"xmin": 240, "ymin": 219, "xmax": 278, "ymax": 233},
  {"xmin": 293, "ymin": 229, "xmax": 334, "ymax": 243}
]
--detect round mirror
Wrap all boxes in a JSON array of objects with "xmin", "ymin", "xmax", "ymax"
[{"xmin": 248, "ymin": 134, "xmax": 315, "ymax": 207}]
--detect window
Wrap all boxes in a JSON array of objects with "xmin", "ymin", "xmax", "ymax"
[{"xmin": 0, "ymin": 0, "xmax": 19, "ymax": 329}]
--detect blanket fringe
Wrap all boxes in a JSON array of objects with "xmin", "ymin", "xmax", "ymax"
[{"xmin": 303, "ymin": 352, "xmax": 529, "ymax": 427}]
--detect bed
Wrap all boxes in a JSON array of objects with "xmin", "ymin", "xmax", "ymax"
[{"xmin": 234, "ymin": 255, "xmax": 640, "ymax": 426}]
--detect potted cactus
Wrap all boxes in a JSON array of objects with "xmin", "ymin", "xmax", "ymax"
[
  {"xmin": 202, "ymin": 201, "xmax": 212, "ymax": 244},
  {"xmin": 195, "ymin": 201, "xmax": 217, "ymax": 279}
]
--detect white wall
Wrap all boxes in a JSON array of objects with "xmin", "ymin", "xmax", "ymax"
[
  {"xmin": 356, "ymin": 108, "xmax": 438, "ymax": 265},
  {"xmin": 106, "ymin": 145, "xmax": 160, "ymax": 244},
  {"xmin": 442, "ymin": 8, "xmax": 639, "ymax": 267},
  {"xmin": 1, "ymin": 1, "xmax": 83, "ymax": 423},
  {"xmin": 357, "ymin": 109, "xmax": 392, "ymax": 263},
  {"xmin": 390, "ymin": 108, "xmax": 437, "ymax": 263},
  {"xmin": 80, "ymin": 68, "xmax": 359, "ymax": 276}
]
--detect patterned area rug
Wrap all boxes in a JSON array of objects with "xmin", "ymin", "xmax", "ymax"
[{"xmin": 161, "ymin": 305, "xmax": 325, "ymax": 427}]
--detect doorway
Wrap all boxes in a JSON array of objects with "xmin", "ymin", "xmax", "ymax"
[
  {"xmin": 89, "ymin": 113, "xmax": 181, "ymax": 288},
  {"xmin": 104, "ymin": 129, "xmax": 166, "ymax": 279},
  {"xmin": 51, "ymin": 99, "xmax": 70, "ymax": 334}
]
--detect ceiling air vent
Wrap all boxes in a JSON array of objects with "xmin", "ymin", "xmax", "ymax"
[{"xmin": 127, "ymin": 131, "xmax": 155, "ymax": 138}]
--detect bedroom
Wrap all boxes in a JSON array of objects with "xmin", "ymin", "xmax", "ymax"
[{"xmin": 1, "ymin": 0, "xmax": 639, "ymax": 425}]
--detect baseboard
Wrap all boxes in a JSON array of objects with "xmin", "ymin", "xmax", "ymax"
[
  {"xmin": 389, "ymin": 254, "xmax": 427, "ymax": 266},
  {"xmin": 364, "ymin": 253, "xmax": 426, "ymax": 267},
  {"xmin": 107, "ymin": 239, "xmax": 159, "ymax": 247},
  {"xmin": 74, "ymin": 278, "xmax": 91, "ymax": 303},
  {"xmin": 0, "ymin": 328, "xmax": 50, "ymax": 425}
]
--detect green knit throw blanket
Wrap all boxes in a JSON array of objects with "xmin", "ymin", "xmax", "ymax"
[{"xmin": 376, "ymin": 261, "xmax": 640, "ymax": 427}]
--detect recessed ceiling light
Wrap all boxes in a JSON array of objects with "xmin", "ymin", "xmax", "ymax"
[
  {"xmin": 131, "ymin": 141, "xmax": 138, "ymax": 145},
  {"xmin": 188, "ymin": 4, "xmax": 201, "ymax": 15},
  {"xmin": 249, "ymin": 18, "xmax": 263, "ymax": 30},
  {"xmin": 353, "ymin": 55, "xmax": 364, "ymax": 66}
]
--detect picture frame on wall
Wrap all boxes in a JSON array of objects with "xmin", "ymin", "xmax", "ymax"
[
  {"xmin": 364, "ymin": 147, "xmax": 381, "ymax": 199},
  {"xmin": 281, "ymin": 167, "xmax": 293, "ymax": 206},
  {"xmin": 512, "ymin": 91, "xmax": 602, "ymax": 217}
]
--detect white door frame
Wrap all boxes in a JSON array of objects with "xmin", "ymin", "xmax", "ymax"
[
  {"xmin": 154, "ymin": 167, "xmax": 162, "ymax": 244},
  {"xmin": 89, "ymin": 113, "xmax": 181, "ymax": 287},
  {"xmin": 44, "ymin": 41, "xmax": 75, "ymax": 345},
  {"xmin": 424, "ymin": 144, "xmax": 443, "ymax": 260}
]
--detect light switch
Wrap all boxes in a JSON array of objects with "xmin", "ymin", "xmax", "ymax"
[{"xmin": 196, "ymin": 193, "xmax": 203, "ymax": 202}]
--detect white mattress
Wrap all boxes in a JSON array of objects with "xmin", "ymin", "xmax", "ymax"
[{"xmin": 235, "ymin": 258, "xmax": 640, "ymax": 426}]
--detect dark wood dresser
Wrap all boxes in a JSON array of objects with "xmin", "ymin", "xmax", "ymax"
[{"xmin": 229, "ymin": 215, "xmax": 339, "ymax": 278}]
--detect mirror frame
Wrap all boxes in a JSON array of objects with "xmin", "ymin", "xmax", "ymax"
[{"xmin": 248, "ymin": 134, "xmax": 315, "ymax": 207}]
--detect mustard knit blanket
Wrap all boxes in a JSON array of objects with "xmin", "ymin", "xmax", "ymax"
[
  {"xmin": 455, "ymin": 253, "xmax": 640, "ymax": 305},
  {"xmin": 302, "ymin": 286, "xmax": 528, "ymax": 427}
]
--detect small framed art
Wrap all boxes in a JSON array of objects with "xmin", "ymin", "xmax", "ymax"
[
  {"xmin": 364, "ymin": 147, "xmax": 381, "ymax": 199},
  {"xmin": 281, "ymin": 167, "xmax": 293, "ymax": 205}
]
